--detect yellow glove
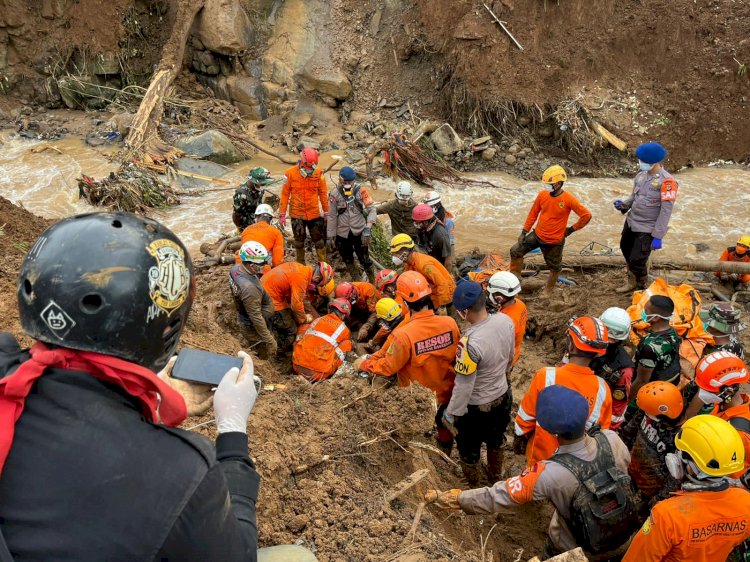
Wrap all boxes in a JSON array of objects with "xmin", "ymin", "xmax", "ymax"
[{"xmin": 424, "ymin": 489, "xmax": 462, "ymax": 510}]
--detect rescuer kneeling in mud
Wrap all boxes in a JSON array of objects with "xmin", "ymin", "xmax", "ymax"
[
  {"xmin": 353, "ymin": 271, "xmax": 460, "ymax": 454},
  {"xmin": 359, "ymin": 298, "xmax": 406, "ymax": 359},
  {"xmin": 715, "ymin": 234, "xmax": 750, "ymax": 294},
  {"xmin": 427, "ymin": 385, "xmax": 638, "ymax": 561},
  {"xmin": 333, "ymin": 281, "xmax": 382, "ymax": 342}
]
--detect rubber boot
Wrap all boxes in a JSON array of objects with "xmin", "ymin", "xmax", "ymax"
[
  {"xmin": 486, "ymin": 448, "xmax": 504, "ymax": 485},
  {"xmin": 636, "ymin": 276, "xmax": 649, "ymax": 290},
  {"xmin": 544, "ymin": 270, "xmax": 560, "ymax": 292},
  {"xmin": 294, "ymin": 244, "xmax": 306, "ymax": 265},
  {"xmin": 315, "ymin": 246, "xmax": 326, "ymax": 263},
  {"xmin": 510, "ymin": 257, "xmax": 524, "ymax": 277},
  {"xmin": 365, "ymin": 266, "xmax": 377, "ymax": 284},
  {"xmin": 460, "ymin": 461, "xmax": 485, "ymax": 488},
  {"xmin": 615, "ymin": 272, "xmax": 636, "ymax": 294},
  {"xmin": 346, "ymin": 262, "xmax": 361, "ymax": 282}
]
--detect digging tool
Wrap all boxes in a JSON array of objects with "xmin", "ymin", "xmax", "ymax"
[{"xmin": 483, "ymin": 3, "xmax": 524, "ymax": 51}]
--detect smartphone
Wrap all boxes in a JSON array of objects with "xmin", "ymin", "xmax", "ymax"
[{"xmin": 172, "ymin": 348, "xmax": 244, "ymax": 386}]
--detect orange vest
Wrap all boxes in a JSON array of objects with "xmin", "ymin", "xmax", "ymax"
[
  {"xmin": 236, "ymin": 221, "xmax": 285, "ymax": 267},
  {"xmin": 713, "ymin": 394, "xmax": 750, "ymax": 478},
  {"xmin": 260, "ymin": 262, "xmax": 312, "ymax": 324},
  {"xmin": 716, "ymin": 247, "xmax": 750, "ymax": 283},
  {"xmin": 501, "ymin": 298, "xmax": 527, "ymax": 365},
  {"xmin": 515, "ymin": 363, "xmax": 613, "ymax": 465},
  {"xmin": 352, "ymin": 282, "xmax": 381, "ymax": 312},
  {"xmin": 406, "ymin": 252, "xmax": 456, "ymax": 308},
  {"xmin": 279, "ymin": 165, "xmax": 329, "ymax": 221},
  {"xmin": 293, "ymin": 313, "xmax": 352, "ymax": 382}
]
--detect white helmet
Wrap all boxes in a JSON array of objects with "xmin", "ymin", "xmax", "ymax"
[
  {"xmin": 487, "ymin": 271, "xmax": 521, "ymax": 304},
  {"xmin": 239, "ymin": 241, "xmax": 269, "ymax": 265},
  {"xmin": 423, "ymin": 190, "xmax": 441, "ymax": 207},
  {"xmin": 254, "ymin": 203, "xmax": 275, "ymax": 218},
  {"xmin": 599, "ymin": 307, "xmax": 631, "ymax": 341},
  {"xmin": 395, "ymin": 181, "xmax": 413, "ymax": 201}
]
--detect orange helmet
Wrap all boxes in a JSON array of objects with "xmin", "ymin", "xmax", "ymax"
[
  {"xmin": 637, "ymin": 381, "xmax": 683, "ymax": 419},
  {"xmin": 334, "ymin": 282, "xmax": 358, "ymax": 304},
  {"xmin": 314, "ymin": 262, "xmax": 334, "ymax": 286},
  {"xmin": 695, "ymin": 351, "xmax": 749, "ymax": 392},
  {"xmin": 396, "ymin": 271, "xmax": 432, "ymax": 302},
  {"xmin": 567, "ymin": 316, "xmax": 609, "ymax": 355},
  {"xmin": 328, "ymin": 298, "xmax": 351, "ymax": 318},
  {"xmin": 375, "ymin": 269, "xmax": 398, "ymax": 292}
]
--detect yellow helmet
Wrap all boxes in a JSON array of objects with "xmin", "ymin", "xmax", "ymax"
[
  {"xmin": 376, "ymin": 298, "xmax": 402, "ymax": 322},
  {"xmin": 389, "ymin": 233, "xmax": 415, "ymax": 253},
  {"xmin": 737, "ymin": 235, "xmax": 750, "ymax": 248},
  {"xmin": 542, "ymin": 165, "xmax": 567, "ymax": 185},
  {"xmin": 675, "ymin": 415, "xmax": 745, "ymax": 477}
]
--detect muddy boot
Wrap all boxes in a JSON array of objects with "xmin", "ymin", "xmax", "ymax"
[
  {"xmin": 544, "ymin": 271, "xmax": 560, "ymax": 292},
  {"xmin": 460, "ymin": 461, "xmax": 485, "ymax": 488},
  {"xmin": 615, "ymin": 272, "xmax": 636, "ymax": 294},
  {"xmin": 486, "ymin": 448, "xmax": 504, "ymax": 485},
  {"xmin": 346, "ymin": 262, "xmax": 361, "ymax": 282},
  {"xmin": 636, "ymin": 276, "xmax": 649, "ymax": 290},
  {"xmin": 510, "ymin": 257, "xmax": 524, "ymax": 277},
  {"xmin": 294, "ymin": 243, "xmax": 306, "ymax": 265},
  {"xmin": 365, "ymin": 265, "xmax": 377, "ymax": 284},
  {"xmin": 315, "ymin": 245, "xmax": 326, "ymax": 263}
]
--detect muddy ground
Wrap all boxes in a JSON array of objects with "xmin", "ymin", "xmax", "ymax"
[{"xmin": 1, "ymin": 195, "xmax": 748, "ymax": 561}]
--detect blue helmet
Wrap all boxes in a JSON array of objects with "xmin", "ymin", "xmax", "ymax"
[{"xmin": 339, "ymin": 166, "xmax": 357, "ymax": 182}]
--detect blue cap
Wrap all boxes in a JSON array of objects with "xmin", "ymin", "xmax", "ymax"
[
  {"xmin": 452, "ymin": 280, "xmax": 483, "ymax": 311},
  {"xmin": 635, "ymin": 142, "xmax": 667, "ymax": 165},
  {"xmin": 537, "ymin": 385, "xmax": 589, "ymax": 437},
  {"xmin": 339, "ymin": 166, "xmax": 357, "ymax": 181}
]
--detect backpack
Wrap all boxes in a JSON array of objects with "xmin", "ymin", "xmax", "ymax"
[{"xmin": 551, "ymin": 428, "xmax": 639, "ymax": 554}]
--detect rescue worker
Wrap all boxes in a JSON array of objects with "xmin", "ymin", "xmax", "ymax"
[
  {"xmin": 423, "ymin": 190, "xmax": 455, "ymax": 247},
  {"xmin": 715, "ymin": 235, "xmax": 750, "ymax": 291},
  {"xmin": 628, "ymin": 382, "xmax": 683, "ymax": 505},
  {"xmin": 614, "ymin": 142, "xmax": 677, "ymax": 293},
  {"xmin": 514, "ymin": 316, "xmax": 613, "ymax": 465},
  {"xmin": 413, "ymin": 204, "xmax": 453, "ymax": 270},
  {"xmin": 390, "ymin": 234, "xmax": 456, "ymax": 312},
  {"xmin": 630, "ymin": 295, "xmax": 681, "ymax": 400},
  {"xmin": 333, "ymin": 281, "xmax": 381, "ymax": 342},
  {"xmin": 327, "ymin": 166, "xmax": 377, "ymax": 283},
  {"xmin": 375, "ymin": 268, "xmax": 399, "ymax": 299},
  {"xmin": 261, "ymin": 261, "xmax": 334, "ymax": 352},
  {"xmin": 427, "ymin": 385, "xmax": 636, "ymax": 561},
  {"xmin": 232, "ymin": 166, "xmax": 274, "ymax": 231},
  {"xmin": 236, "ymin": 203, "xmax": 285, "ymax": 269},
  {"xmin": 688, "ymin": 351, "xmax": 750, "ymax": 476},
  {"xmin": 292, "ymin": 298, "xmax": 353, "ymax": 383},
  {"xmin": 592, "ymin": 307, "xmax": 635, "ymax": 429},
  {"xmin": 359, "ymin": 298, "xmax": 406, "ymax": 359},
  {"xmin": 701, "ymin": 302, "xmax": 746, "ymax": 359},
  {"xmin": 279, "ymin": 147, "xmax": 329, "ymax": 264},
  {"xmin": 624, "ymin": 415, "xmax": 750, "ymax": 562},
  {"xmin": 510, "ymin": 165, "xmax": 592, "ymax": 291},
  {"xmin": 486, "ymin": 271, "xmax": 527, "ymax": 366},
  {"xmin": 352, "ymin": 271, "xmax": 460, "ymax": 454},
  {"xmin": 0, "ymin": 213, "xmax": 267, "ymax": 560},
  {"xmin": 229, "ymin": 241, "xmax": 277, "ymax": 358},
  {"xmin": 376, "ymin": 180, "xmax": 419, "ymax": 239},
  {"xmin": 443, "ymin": 281, "xmax": 515, "ymax": 486},
  {"xmin": 365, "ymin": 271, "xmax": 408, "ymax": 352}
]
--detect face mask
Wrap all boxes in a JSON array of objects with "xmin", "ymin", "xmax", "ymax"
[
  {"xmin": 698, "ymin": 388, "xmax": 723, "ymax": 405},
  {"xmin": 638, "ymin": 160, "xmax": 652, "ymax": 172},
  {"xmin": 392, "ymin": 256, "xmax": 404, "ymax": 267},
  {"xmin": 342, "ymin": 183, "xmax": 353, "ymax": 194},
  {"xmin": 431, "ymin": 205, "xmax": 439, "ymax": 213},
  {"xmin": 665, "ymin": 452, "xmax": 683, "ymax": 480},
  {"xmin": 397, "ymin": 198, "xmax": 410, "ymax": 207},
  {"xmin": 641, "ymin": 310, "xmax": 651, "ymax": 324},
  {"xmin": 457, "ymin": 310, "xmax": 468, "ymax": 321}
]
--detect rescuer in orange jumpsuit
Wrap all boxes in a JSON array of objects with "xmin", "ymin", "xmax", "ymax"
[
  {"xmin": 292, "ymin": 298, "xmax": 353, "ymax": 382},
  {"xmin": 334, "ymin": 281, "xmax": 381, "ymax": 342},
  {"xmin": 390, "ymin": 234, "xmax": 456, "ymax": 312},
  {"xmin": 235, "ymin": 203, "xmax": 285, "ymax": 271}
]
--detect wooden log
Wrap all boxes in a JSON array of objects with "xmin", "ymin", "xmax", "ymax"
[
  {"xmin": 525, "ymin": 254, "xmax": 750, "ymax": 274},
  {"xmin": 589, "ymin": 120, "xmax": 627, "ymax": 151}
]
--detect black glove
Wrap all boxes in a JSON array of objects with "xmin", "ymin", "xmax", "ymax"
[
  {"xmin": 564, "ymin": 226, "xmax": 575, "ymax": 238},
  {"xmin": 512, "ymin": 433, "xmax": 530, "ymax": 455},
  {"xmin": 517, "ymin": 230, "xmax": 529, "ymax": 246},
  {"xmin": 362, "ymin": 227, "xmax": 371, "ymax": 247}
]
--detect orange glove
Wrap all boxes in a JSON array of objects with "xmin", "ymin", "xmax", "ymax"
[{"xmin": 424, "ymin": 489, "xmax": 462, "ymax": 510}]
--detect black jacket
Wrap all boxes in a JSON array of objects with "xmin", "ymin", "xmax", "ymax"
[{"xmin": 0, "ymin": 334, "xmax": 259, "ymax": 561}]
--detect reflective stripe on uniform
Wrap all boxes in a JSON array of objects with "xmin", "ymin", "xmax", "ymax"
[
  {"xmin": 306, "ymin": 321, "xmax": 347, "ymax": 361},
  {"xmin": 611, "ymin": 413, "xmax": 626, "ymax": 424},
  {"xmin": 586, "ymin": 377, "xmax": 607, "ymax": 429},
  {"xmin": 514, "ymin": 422, "xmax": 525, "ymax": 436},
  {"xmin": 545, "ymin": 366, "xmax": 556, "ymax": 387},
  {"xmin": 517, "ymin": 405, "xmax": 535, "ymax": 421}
]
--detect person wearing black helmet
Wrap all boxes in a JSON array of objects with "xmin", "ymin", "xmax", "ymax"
[{"xmin": 0, "ymin": 213, "xmax": 314, "ymax": 562}]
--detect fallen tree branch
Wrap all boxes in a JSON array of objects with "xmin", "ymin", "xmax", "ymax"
[
  {"xmin": 220, "ymin": 129, "xmax": 297, "ymax": 164},
  {"xmin": 382, "ymin": 468, "xmax": 430, "ymax": 509},
  {"xmin": 408, "ymin": 441, "xmax": 459, "ymax": 468},
  {"xmin": 405, "ymin": 501, "xmax": 427, "ymax": 544}
]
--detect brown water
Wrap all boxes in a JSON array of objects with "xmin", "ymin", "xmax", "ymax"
[{"xmin": 2, "ymin": 133, "xmax": 750, "ymax": 261}]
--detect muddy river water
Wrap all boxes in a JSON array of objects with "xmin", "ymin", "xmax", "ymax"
[{"xmin": 2, "ymin": 134, "xmax": 750, "ymax": 261}]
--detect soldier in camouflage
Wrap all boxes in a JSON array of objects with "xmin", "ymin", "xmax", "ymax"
[{"xmin": 232, "ymin": 167, "xmax": 275, "ymax": 231}]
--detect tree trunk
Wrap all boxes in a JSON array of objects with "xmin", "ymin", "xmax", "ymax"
[
  {"xmin": 525, "ymin": 254, "xmax": 750, "ymax": 274},
  {"xmin": 126, "ymin": 0, "xmax": 204, "ymax": 151}
]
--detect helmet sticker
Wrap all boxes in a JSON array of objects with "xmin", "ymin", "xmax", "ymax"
[
  {"xmin": 40, "ymin": 300, "xmax": 76, "ymax": 339},
  {"xmin": 147, "ymin": 239, "xmax": 190, "ymax": 318}
]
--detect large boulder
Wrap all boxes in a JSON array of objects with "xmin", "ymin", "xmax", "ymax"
[
  {"xmin": 226, "ymin": 75, "xmax": 267, "ymax": 120},
  {"xmin": 429, "ymin": 124, "xmax": 463, "ymax": 155},
  {"xmin": 195, "ymin": 0, "xmax": 254, "ymax": 55},
  {"xmin": 297, "ymin": 65, "xmax": 352, "ymax": 100},
  {"xmin": 176, "ymin": 130, "xmax": 244, "ymax": 165}
]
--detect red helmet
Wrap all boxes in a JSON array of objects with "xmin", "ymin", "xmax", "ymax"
[
  {"xmin": 567, "ymin": 316, "xmax": 609, "ymax": 355},
  {"xmin": 328, "ymin": 298, "xmax": 351, "ymax": 318},
  {"xmin": 300, "ymin": 147, "xmax": 319, "ymax": 167},
  {"xmin": 412, "ymin": 204, "xmax": 435, "ymax": 222},
  {"xmin": 334, "ymin": 282, "xmax": 359, "ymax": 304},
  {"xmin": 375, "ymin": 269, "xmax": 398, "ymax": 292},
  {"xmin": 695, "ymin": 351, "xmax": 749, "ymax": 392}
]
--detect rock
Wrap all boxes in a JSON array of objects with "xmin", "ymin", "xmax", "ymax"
[
  {"xmin": 508, "ymin": 144, "xmax": 520, "ymax": 154},
  {"xmin": 176, "ymin": 130, "xmax": 244, "ymax": 165},
  {"xmin": 262, "ymin": 56, "xmax": 294, "ymax": 87},
  {"xmin": 472, "ymin": 135, "xmax": 492, "ymax": 146},
  {"xmin": 41, "ymin": 0, "xmax": 66, "ymax": 19},
  {"xmin": 321, "ymin": 95, "xmax": 338, "ymax": 108},
  {"xmin": 505, "ymin": 154, "xmax": 517, "ymax": 165},
  {"xmin": 297, "ymin": 137, "xmax": 320, "ymax": 150},
  {"xmin": 518, "ymin": 116, "xmax": 531, "ymax": 126},
  {"xmin": 191, "ymin": 36, "xmax": 204, "ymax": 51},
  {"xmin": 262, "ymin": 81, "xmax": 286, "ymax": 102},
  {"xmin": 106, "ymin": 112, "xmax": 134, "ymax": 138},
  {"xmin": 292, "ymin": 111, "xmax": 313, "ymax": 127},
  {"xmin": 481, "ymin": 147, "xmax": 497, "ymax": 160},
  {"xmin": 174, "ymin": 157, "xmax": 230, "ymax": 189},
  {"xmin": 286, "ymin": 514, "xmax": 308, "ymax": 533},
  {"xmin": 195, "ymin": 0, "xmax": 254, "ymax": 55},
  {"xmin": 516, "ymin": 150, "xmax": 526, "ymax": 159},
  {"xmin": 226, "ymin": 75, "xmax": 267, "ymax": 120},
  {"xmin": 92, "ymin": 52, "xmax": 120, "ymax": 75},
  {"xmin": 85, "ymin": 133, "xmax": 106, "ymax": 147},
  {"xmin": 538, "ymin": 125, "xmax": 554, "ymax": 138},
  {"xmin": 371, "ymin": 124, "xmax": 386, "ymax": 136},
  {"xmin": 345, "ymin": 149, "xmax": 364, "ymax": 163},
  {"xmin": 429, "ymin": 123, "xmax": 463, "ymax": 155},
  {"xmin": 297, "ymin": 66, "xmax": 352, "ymax": 100}
]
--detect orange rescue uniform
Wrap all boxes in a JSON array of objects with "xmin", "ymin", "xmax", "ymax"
[
  {"xmin": 351, "ymin": 282, "xmax": 381, "ymax": 312},
  {"xmin": 279, "ymin": 165, "xmax": 329, "ymax": 221},
  {"xmin": 260, "ymin": 262, "xmax": 312, "ymax": 324},
  {"xmin": 236, "ymin": 221, "xmax": 285, "ymax": 267},
  {"xmin": 500, "ymin": 298, "xmax": 527, "ymax": 365},
  {"xmin": 522, "ymin": 191, "xmax": 592, "ymax": 244},
  {"xmin": 515, "ymin": 363, "xmax": 612, "ymax": 465},
  {"xmin": 360, "ymin": 309, "xmax": 459, "ymax": 404},
  {"xmin": 293, "ymin": 313, "xmax": 352, "ymax": 382},
  {"xmin": 405, "ymin": 252, "xmax": 456, "ymax": 308},
  {"xmin": 715, "ymin": 247, "xmax": 750, "ymax": 283},
  {"xmin": 623, "ymin": 488, "xmax": 750, "ymax": 562},
  {"xmin": 712, "ymin": 393, "xmax": 750, "ymax": 478}
]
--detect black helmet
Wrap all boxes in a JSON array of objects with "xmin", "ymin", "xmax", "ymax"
[{"xmin": 17, "ymin": 212, "xmax": 194, "ymax": 370}]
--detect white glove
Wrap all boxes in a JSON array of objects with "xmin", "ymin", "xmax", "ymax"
[{"xmin": 215, "ymin": 351, "xmax": 259, "ymax": 434}]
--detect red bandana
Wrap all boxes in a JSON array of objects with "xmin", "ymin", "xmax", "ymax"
[{"xmin": 0, "ymin": 342, "xmax": 187, "ymax": 474}]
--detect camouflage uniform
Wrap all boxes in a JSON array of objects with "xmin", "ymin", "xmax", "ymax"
[
  {"xmin": 233, "ymin": 184, "xmax": 265, "ymax": 231},
  {"xmin": 634, "ymin": 328, "xmax": 681, "ymax": 384}
]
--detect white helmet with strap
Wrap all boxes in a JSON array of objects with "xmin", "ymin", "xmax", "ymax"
[
  {"xmin": 254, "ymin": 203, "xmax": 275, "ymax": 218},
  {"xmin": 395, "ymin": 181, "xmax": 413, "ymax": 201},
  {"xmin": 239, "ymin": 241, "xmax": 270, "ymax": 265},
  {"xmin": 423, "ymin": 190, "xmax": 441, "ymax": 207},
  {"xmin": 487, "ymin": 271, "xmax": 521, "ymax": 304}
]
